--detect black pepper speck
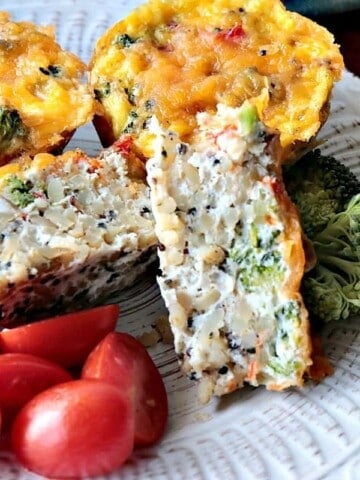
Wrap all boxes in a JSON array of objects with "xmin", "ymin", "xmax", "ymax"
[
  {"xmin": 107, "ymin": 210, "xmax": 117, "ymax": 221},
  {"xmin": 218, "ymin": 365, "xmax": 228, "ymax": 375},
  {"xmin": 140, "ymin": 206, "xmax": 150, "ymax": 215},
  {"xmin": 187, "ymin": 207, "xmax": 197, "ymax": 215},
  {"xmin": 176, "ymin": 143, "xmax": 188, "ymax": 155}
]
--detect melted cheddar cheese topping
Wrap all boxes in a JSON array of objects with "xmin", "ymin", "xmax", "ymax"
[
  {"xmin": 90, "ymin": 0, "xmax": 343, "ymax": 153},
  {"xmin": 0, "ymin": 12, "xmax": 95, "ymax": 162}
]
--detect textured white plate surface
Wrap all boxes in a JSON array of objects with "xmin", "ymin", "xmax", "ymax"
[{"xmin": 1, "ymin": 2, "xmax": 360, "ymax": 479}]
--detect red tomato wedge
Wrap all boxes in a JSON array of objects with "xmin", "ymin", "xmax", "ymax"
[
  {"xmin": 12, "ymin": 379, "xmax": 134, "ymax": 478},
  {"xmin": 0, "ymin": 353, "xmax": 72, "ymax": 411},
  {"xmin": 0, "ymin": 304, "xmax": 119, "ymax": 368},
  {"xmin": 82, "ymin": 332, "xmax": 168, "ymax": 446}
]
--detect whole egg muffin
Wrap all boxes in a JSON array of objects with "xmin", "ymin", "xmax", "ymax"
[
  {"xmin": 89, "ymin": 0, "xmax": 343, "ymax": 160},
  {"xmin": 0, "ymin": 12, "xmax": 95, "ymax": 164}
]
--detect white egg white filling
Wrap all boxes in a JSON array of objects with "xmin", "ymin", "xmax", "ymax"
[
  {"xmin": 147, "ymin": 103, "xmax": 309, "ymax": 399},
  {"xmin": 0, "ymin": 148, "xmax": 156, "ymax": 324}
]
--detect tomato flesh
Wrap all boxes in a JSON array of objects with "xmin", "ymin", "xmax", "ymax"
[
  {"xmin": 12, "ymin": 379, "xmax": 134, "ymax": 478},
  {"xmin": 0, "ymin": 304, "xmax": 119, "ymax": 367},
  {"xmin": 82, "ymin": 332, "xmax": 168, "ymax": 446}
]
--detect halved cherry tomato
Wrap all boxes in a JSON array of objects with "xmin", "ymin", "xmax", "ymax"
[
  {"xmin": 82, "ymin": 332, "xmax": 168, "ymax": 446},
  {"xmin": 0, "ymin": 304, "xmax": 119, "ymax": 367},
  {"xmin": 12, "ymin": 379, "xmax": 134, "ymax": 478},
  {"xmin": 0, "ymin": 409, "xmax": 10, "ymax": 451},
  {"xmin": 0, "ymin": 353, "xmax": 72, "ymax": 410}
]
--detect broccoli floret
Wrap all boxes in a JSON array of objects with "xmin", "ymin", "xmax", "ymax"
[
  {"xmin": 0, "ymin": 107, "xmax": 26, "ymax": 152},
  {"xmin": 231, "ymin": 247, "xmax": 284, "ymax": 292},
  {"xmin": 230, "ymin": 225, "xmax": 285, "ymax": 292},
  {"xmin": 284, "ymin": 151, "xmax": 360, "ymax": 323},
  {"xmin": 5, "ymin": 175, "xmax": 34, "ymax": 207},
  {"xmin": 302, "ymin": 194, "xmax": 360, "ymax": 322},
  {"xmin": 283, "ymin": 149, "xmax": 360, "ymax": 238}
]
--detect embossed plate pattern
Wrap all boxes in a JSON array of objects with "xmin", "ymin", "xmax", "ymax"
[{"xmin": 1, "ymin": 2, "xmax": 360, "ymax": 479}]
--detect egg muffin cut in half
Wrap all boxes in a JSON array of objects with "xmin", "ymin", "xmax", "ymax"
[
  {"xmin": 90, "ymin": 0, "xmax": 343, "ymax": 161},
  {"xmin": 0, "ymin": 142, "xmax": 156, "ymax": 327},
  {"xmin": 147, "ymin": 102, "xmax": 312, "ymax": 400},
  {"xmin": 0, "ymin": 12, "xmax": 95, "ymax": 164}
]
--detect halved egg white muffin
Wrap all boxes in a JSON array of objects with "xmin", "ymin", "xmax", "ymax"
[
  {"xmin": 0, "ymin": 12, "xmax": 95, "ymax": 164},
  {"xmin": 89, "ymin": 0, "xmax": 343, "ymax": 161},
  {"xmin": 0, "ymin": 142, "xmax": 156, "ymax": 326},
  {"xmin": 147, "ymin": 103, "xmax": 312, "ymax": 401}
]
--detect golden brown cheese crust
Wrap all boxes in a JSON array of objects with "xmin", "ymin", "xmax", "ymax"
[
  {"xmin": 90, "ymin": 0, "xmax": 343, "ymax": 158},
  {"xmin": 0, "ymin": 12, "xmax": 96, "ymax": 164}
]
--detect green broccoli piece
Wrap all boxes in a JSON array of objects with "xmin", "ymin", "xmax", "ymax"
[
  {"xmin": 5, "ymin": 175, "xmax": 34, "ymax": 208},
  {"xmin": 301, "ymin": 194, "xmax": 360, "ymax": 322},
  {"xmin": 114, "ymin": 33, "xmax": 137, "ymax": 48},
  {"xmin": 268, "ymin": 359, "xmax": 303, "ymax": 378},
  {"xmin": 231, "ymin": 247, "xmax": 284, "ymax": 292},
  {"xmin": 284, "ymin": 151, "xmax": 360, "ymax": 323},
  {"xmin": 230, "ymin": 224, "xmax": 285, "ymax": 292},
  {"xmin": 238, "ymin": 103, "xmax": 258, "ymax": 135},
  {"xmin": 0, "ymin": 106, "xmax": 26, "ymax": 152},
  {"xmin": 283, "ymin": 149, "xmax": 360, "ymax": 238}
]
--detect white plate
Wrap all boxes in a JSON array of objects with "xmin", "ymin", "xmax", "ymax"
[{"xmin": 1, "ymin": 2, "xmax": 360, "ymax": 479}]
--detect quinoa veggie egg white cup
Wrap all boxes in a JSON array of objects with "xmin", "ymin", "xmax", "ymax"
[
  {"xmin": 0, "ymin": 12, "xmax": 96, "ymax": 164},
  {"xmin": 89, "ymin": 0, "xmax": 343, "ymax": 162},
  {"xmin": 0, "ymin": 147, "xmax": 157, "ymax": 326}
]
